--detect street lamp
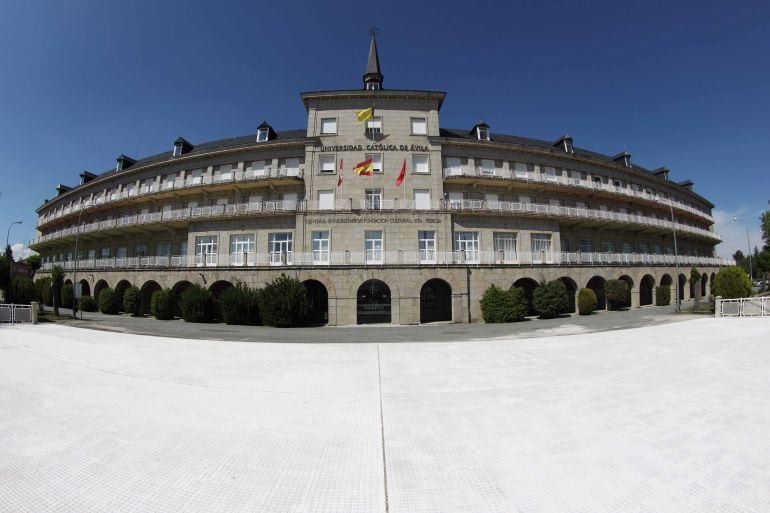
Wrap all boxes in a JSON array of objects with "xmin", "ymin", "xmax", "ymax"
[
  {"xmin": 5, "ymin": 220, "xmax": 22, "ymax": 252},
  {"xmin": 733, "ymin": 218, "xmax": 753, "ymax": 281}
]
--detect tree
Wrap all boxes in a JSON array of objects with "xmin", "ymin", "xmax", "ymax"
[
  {"xmin": 10, "ymin": 277, "xmax": 36, "ymax": 304},
  {"xmin": 480, "ymin": 285, "xmax": 527, "ymax": 323},
  {"xmin": 733, "ymin": 250, "xmax": 749, "ymax": 275},
  {"xmin": 712, "ymin": 266, "xmax": 751, "ymax": 299},
  {"xmin": 4, "ymin": 244, "xmax": 12, "ymax": 263},
  {"xmin": 0, "ymin": 254, "xmax": 10, "ymax": 299},
  {"xmin": 258, "ymin": 274, "xmax": 310, "ymax": 327},
  {"xmin": 756, "ymin": 249, "xmax": 770, "ymax": 281},
  {"xmin": 51, "ymin": 265, "xmax": 64, "ymax": 316},
  {"xmin": 532, "ymin": 280, "xmax": 569, "ymax": 319},
  {"xmin": 605, "ymin": 279, "xmax": 630, "ymax": 310},
  {"xmin": 23, "ymin": 254, "xmax": 41, "ymax": 278},
  {"xmin": 760, "ymin": 211, "xmax": 770, "ymax": 250}
]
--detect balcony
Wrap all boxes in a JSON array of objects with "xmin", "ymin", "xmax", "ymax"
[
  {"xmin": 40, "ymin": 251, "xmax": 730, "ymax": 272},
  {"xmin": 443, "ymin": 166, "xmax": 713, "ymax": 223}
]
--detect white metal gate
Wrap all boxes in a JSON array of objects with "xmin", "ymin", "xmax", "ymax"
[
  {"xmin": 716, "ymin": 297, "xmax": 769, "ymax": 317},
  {"xmin": 0, "ymin": 304, "xmax": 33, "ymax": 323}
]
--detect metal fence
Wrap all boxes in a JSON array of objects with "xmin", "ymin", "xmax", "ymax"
[
  {"xmin": 0, "ymin": 304, "xmax": 34, "ymax": 324},
  {"xmin": 715, "ymin": 297, "xmax": 769, "ymax": 317}
]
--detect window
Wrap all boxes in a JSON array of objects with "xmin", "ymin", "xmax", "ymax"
[
  {"xmin": 494, "ymin": 232, "xmax": 517, "ymax": 261},
  {"xmin": 284, "ymin": 158, "xmax": 301, "ymax": 177},
  {"xmin": 531, "ymin": 233, "xmax": 552, "ymax": 257},
  {"xmin": 445, "ymin": 157, "xmax": 462, "ymax": 175},
  {"xmin": 320, "ymin": 155, "xmax": 336, "ymax": 174},
  {"xmin": 622, "ymin": 242, "xmax": 633, "ymax": 254},
  {"xmin": 247, "ymin": 160, "xmax": 266, "ymax": 177},
  {"xmin": 156, "ymin": 243, "xmax": 170, "ymax": 257},
  {"xmin": 365, "ymin": 189, "xmax": 382, "ymax": 210},
  {"xmin": 172, "ymin": 144, "xmax": 182, "ymax": 157},
  {"xmin": 87, "ymin": 249, "xmax": 96, "ymax": 260},
  {"xmin": 477, "ymin": 126, "xmax": 489, "ymax": 141},
  {"xmin": 366, "ymin": 117, "xmax": 382, "ymax": 137},
  {"xmin": 365, "ymin": 153, "xmax": 383, "ymax": 173},
  {"xmin": 600, "ymin": 241, "xmax": 614, "ymax": 253},
  {"xmin": 188, "ymin": 169, "xmax": 203, "ymax": 185},
  {"xmin": 195, "ymin": 236, "xmax": 218, "ymax": 266},
  {"xmin": 639, "ymin": 241, "xmax": 650, "ymax": 254},
  {"xmin": 410, "ymin": 117, "xmax": 427, "ymax": 135},
  {"xmin": 418, "ymin": 231, "xmax": 436, "ymax": 263},
  {"xmin": 578, "ymin": 239, "xmax": 594, "ymax": 253},
  {"xmin": 230, "ymin": 234, "xmax": 255, "ymax": 258},
  {"xmin": 320, "ymin": 118, "xmax": 337, "ymax": 135},
  {"xmin": 365, "ymin": 230, "xmax": 384, "ymax": 263},
  {"xmin": 544, "ymin": 166, "xmax": 558, "ymax": 182},
  {"xmin": 268, "ymin": 232, "xmax": 293, "ymax": 265},
  {"xmin": 318, "ymin": 190, "xmax": 334, "ymax": 210},
  {"xmin": 312, "ymin": 231, "xmax": 330, "ymax": 263},
  {"xmin": 179, "ymin": 242, "xmax": 187, "ymax": 256},
  {"xmin": 117, "ymin": 247, "xmax": 127, "ymax": 258},
  {"xmin": 413, "ymin": 190, "xmax": 431, "ymax": 210},
  {"xmin": 480, "ymin": 159, "xmax": 495, "ymax": 176},
  {"xmin": 100, "ymin": 248, "xmax": 110, "ymax": 258},
  {"xmin": 257, "ymin": 127, "xmax": 269, "ymax": 142},
  {"xmin": 654, "ymin": 244, "xmax": 662, "ymax": 255},
  {"xmin": 412, "ymin": 154, "xmax": 429, "ymax": 174},
  {"xmin": 514, "ymin": 162, "xmax": 528, "ymax": 179},
  {"xmin": 162, "ymin": 173, "xmax": 176, "ymax": 190},
  {"xmin": 455, "ymin": 232, "xmax": 479, "ymax": 263},
  {"xmin": 215, "ymin": 164, "xmax": 234, "ymax": 181}
]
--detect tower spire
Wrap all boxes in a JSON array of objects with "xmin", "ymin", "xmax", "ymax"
[{"xmin": 363, "ymin": 28, "xmax": 383, "ymax": 90}]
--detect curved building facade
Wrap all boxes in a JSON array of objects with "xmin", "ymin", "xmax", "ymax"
[{"xmin": 30, "ymin": 37, "xmax": 726, "ymax": 324}]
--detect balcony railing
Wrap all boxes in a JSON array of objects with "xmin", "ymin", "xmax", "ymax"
[
  {"xmin": 40, "ymin": 251, "xmax": 730, "ymax": 272},
  {"xmin": 30, "ymin": 198, "xmax": 721, "ymax": 248},
  {"xmin": 443, "ymin": 166, "xmax": 713, "ymax": 222}
]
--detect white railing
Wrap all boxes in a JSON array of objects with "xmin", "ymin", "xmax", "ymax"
[
  {"xmin": 716, "ymin": 297, "xmax": 769, "ymax": 317},
  {"xmin": 0, "ymin": 304, "xmax": 33, "ymax": 323},
  {"xmin": 443, "ymin": 166, "xmax": 713, "ymax": 222}
]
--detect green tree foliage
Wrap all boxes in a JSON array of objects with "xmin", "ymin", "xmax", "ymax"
[
  {"xmin": 655, "ymin": 285, "xmax": 671, "ymax": 306},
  {"xmin": 180, "ymin": 284, "xmax": 217, "ymax": 323},
  {"xmin": 220, "ymin": 283, "xmax": 261, "ymax": 325},
  {"xmin": 605, "ymin": 280, "xmax": 630, "ymax": 310},
  {"xmin": 760, "ymin": 211, "xmax": 770, "ymax": 250},
  {"xmin": 0, "ymin": 254, "xmax": 10, "ymax": 298},
  {"xmin": 98, "ymin": 288, "xmax": 121, "ymax": 315},
  {"xmin": 756, "ymin": 250, "xmax": 770, "ymax": 279},
  {"xmin": 150, "ymin": 289, "xmax": 175, "ymax": 320},
  {"xmin": 61, "ymin": 283, "xmax": 74, "ymax": 310},
  {"xmin": 10, "ymin": 277, "xmax": 36, "ymax": 304},
  {"xmin": 51, "ymin": 266, "xmax": 64, "ymax": 316},
  {"xmin": 532, "ymin": 280, "xmax": 568, "ymax": 319},
  {"xmin": 258, "ymin": 274, "xmax": 310, "ymax": 327},
  {"xmin": 480, "ymin": 285, "xmax": 528, "ymax": 323},
  {"xmin": 35, "ymin": 277, "xmax": 52, "ymax": 306},
  {"xmin": 79, "ymin": 296, "xmax": 97, "ymax": 312},
  {"xmin": 23, "ymin": 254, "xmax": 41, "ymax": 278},
  {"xmin": 578, "ymin": 288, "xmax": 598, "ymax": 315},
  {"xmin": 712, "ymin": 266, "xmax": 751, "ymax": 299},
  {"xmin": 122, "ymin": 286, "xmax": 141, "ymax": 316}
]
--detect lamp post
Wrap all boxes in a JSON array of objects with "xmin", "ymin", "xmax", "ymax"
[
  {"xmin": 5, "ymin": 220, "xmax": 22, "ymax": 253},
  {"xmin": 733, "ymin": 218, "xmax": 753, "ymax": 281},
  {"xmin": 669, "ymin": 204, "xmax": 681, "ymax": 312}
]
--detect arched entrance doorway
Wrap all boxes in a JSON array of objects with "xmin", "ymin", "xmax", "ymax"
[
  {"xmin": 513, "ymin": 277, "xmax": 538, "ymax": 316},
  {"xmin": 94, "ymin": 280, "xmax": 109, "ymax": 302},
  {"xmin": 357, "ymin": 279, "xmax": 391, "ymax": 324},
  {"xmin": 172, "ymin": 281, "xmax": 193, "ymax": 318},
  {"xmin": 303, "ymin": 280, "xmax": 329, "ymax": 326},
  {"xmin": 140, "ymin": 280, "xmax": 162, "ymax": 316},
  {"xmin": 587, "ymin": 276, "xmax": 607, "ymax": 310},
  {"xmin": 660, "ymin": 274, "xmax": 672, "ymax": 305},
  {"xmin": 618, "ymin": 275, "xmax": 634, "ymax": 309},
  {"xmin": 115, "ymin": 280, "xmax": 132, "ymax": 312},
  {"xmin": 678, "ymin": 274, "xmax": 687, "ymax": 301},
  {"xmin": 209, "ymin": 280, "xmax": 233, "ymax": 299},
  {"xmin": 420, "ymin": 279, "xmax": 452, "ymax": 323},
  {"xmin": 79, "ymin": 279, "xmax": 91, "ymax": 297},
  {"xmin": 701, "ymin": 273, "xmax": 708, "ymax": 297},
  {"xmin": 640, "ymin": 275, "xmax": 655, "ymax": 306},
  {"xmin": 557, "ymin": 277, "xmax": 577, "ymax": 314}
]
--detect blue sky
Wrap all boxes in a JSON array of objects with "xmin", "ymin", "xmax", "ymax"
[{"xmin": 1, "ymin": 0, "xmax": 768, "ymax": 259}]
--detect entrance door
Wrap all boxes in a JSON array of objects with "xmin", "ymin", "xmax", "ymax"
[
  {"xmin": 357, "ymin": 280, "xmax": 391, "ymax": 324},
  {"xmin": 420, "ymin": 279, "xmax": 452, "ymax": 323}
]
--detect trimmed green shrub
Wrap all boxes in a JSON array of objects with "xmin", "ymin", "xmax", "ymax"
[
  {"xmin": 80, "ymin": 295, "xmax": 97, "ymax": 312},
  {"xmin": 655, "ymin": 285, "xmax": 671, "ymax": 306},
  {"xmin": 61, "ymin": 283, "xmax": 74, "ymax": 309},
  {"xmin": 35, "ymin": 277, "xmax": 53, "ymax": 306},
  {"xmin": 122, "ymin": 286, "xmax": 141, "ymax": 316},
  {"xmin": 98, "ymin": 287, "xmax": 121, "ymax": 315},
  {"xmin": 220, "ymin": 284, "xmax": 261, "ymax": 325},
  {"xmin": 480, "ymin": 285, "xmax": 528, "ymax": 323},
  {"xmin": 532, "ymin": 280, "xmax": 569, "ymax": 319},
  {"xmin": 578, "ymin": 288, "xmax": 597, "ymax": 315},
  {"xmin": 180, "ymin": 284, "xmax": 216, "ymax": 323},
  {"xmin": 151, "ymin": 289, "xmax": 175, "ymax": 320},
  {"xmin": 712, "ymin": 266, "xmax": 751, "ymax": 299},
  {"xmin": 605, "ymin": 279, "xmax": 630, "ymax": 310},
  {"xmin": 258, "ymin": 274, "xmax": 309, "ymax": 327},
  {"xmin": 10, "ymin": 277, "xmax": 36, "ymax": 304}
]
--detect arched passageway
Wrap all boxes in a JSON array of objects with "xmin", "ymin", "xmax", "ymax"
[
  {"xmin": 640, "ymin": 275, "xmax": 655, "ymax": 306},
  {"xmin": 79, "ymin": 279, "xmax": 91, "ymax": 297},
  {"xmin": 115, "ymin": 280, "xmax": 132, "ymax": 312},
  {"xmin": 140, "ymin": 280, "xmax": 162, "ymax": 315},
  {"xmin": 678, "ymin": 274, "xmax": 687, "ymax": 301},
  {"xmin": 660, "ymin": 274, "xmax": 673, "ymax": 305},
  {"xmin": 513, "ymin": 278, "xmax": 538, "ymax": 316},
  {"xmin": 209, "ymin": 280, "xmax": 233, "ymax": 299},
  {"xmin": 557, "ymin": 277, "xmax": 577, "ymax": 314},
  {"xmin": 303, "ymin": 280, "xmax": 329, "ymax": 326},
  {"xmin": 618, "ymin": 275, "xmax": 634, "ymax": 309},
  {"xmin": 357, "ymin": 279, "xmax": 391, "ymax": 324},
  {"xmin": 172, "ymin": 281, "xmax": 193, "ymax": 318},
  {"xmin": 587, "ymin": 276, "xmax": 607, "ymax": 310},
  {"xmin": 701, "ymin": 273, "xmax": 708, "ymax": 297},
  {"xmin": 94, "ymin": 280, "xmax": 109, "ymax": 301},
  {"xmin": 420, "ymin": 279, "xmax": 452, "ymax": 323}
]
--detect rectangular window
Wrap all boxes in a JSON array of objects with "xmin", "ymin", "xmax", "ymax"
[
  {"xmin": 365, "ymin": 230, "xmax": 384, "ymax": 263},
  {"xmin": 445, "ymin": 157, "xmax": 462, "ymax": 175},
  {"xmin": 179, "ymin": 242, "xmax": 187, "ymax": 256},
  {"xmin": 531, "ymin": 233, "xmax": 552, "ymax": 258},
  {"xmin": 514, "ymin": 162, "xmax": 528, "ymax": 179},
  {"xmin": 284, "ymin": 158, "xmax": 301, "ymax": 177},
  {"xmin": 86, "ymin": 249, "xmax": 96, "ymax": 260},
  {"xmin": 365, "ymin": 189, "xmax": 382, "ymax": 210},
  {"xmin": 493, "ymin": 232, "xmax": 517, "ymax": 261},
  {"xmin": 544, "ymin": 166, "xmax": 558, "ymax": 182},
  {"xmin": 230, "ymin": 234, "xmax": 255, "ymax": 256},
  {"xmin": 413, "ymin": 189, "xmax": 431, "ymax": 210},
  {"xmin": 623, "ymin": 242, "xmax": 633, "ymax": 254},
  {"xmin": 639, "ymin": 241, "xmax": 650, "ymax": 254},
  {"xmin": 257, "ymin": 127, "xmax": 269, "ymax": 142},
  {"xmin": 135, "ymin": 245, "xmax": 147, "ymax": 257},
  {"xmin": 455, "ymin": 231, "xmax": 479, "ymax": 263},
  {"xmin": 116, "ymin": 247, "xmax": 127, "ymax": 258},
  {"xmin": 366, "ymin": 116, "xmax": 382, "ymax": 137},
  {"xmin": 365, "ymin": 153, "xmax": 383, "ymax": 173},
  {"xmin": 188, "ymin": 169, "xmax": 203, "ymax": 185},
  {"xmin": 480, "ymin": 159, "xmax": 495, "ymax": 176},
  {"xmin": 156, "ymin": 243, "xmax": 170, "ymax": 257},
  {"xmin": 248, "ymin": 160, "xmax": 266, "ymax": 177},
  {"xmin": 412, "ymin": 154, "xmax": 429, "ymax": 174},
  {"xmin": 600, "ymin": 241, "xmax": 614, "ymax": 253},
  {"xmin": 268, "ymin": 232, "xmax": 293, "ymax": 265},
  {"xmin": 320, "ymin": 118, "xmax": 337, "ymax": 134},
  {"xmin": 162, "ymin": 173, "xmax": 176, "ymax": 190},
  {"xmin": 312, "ymin": 231, "xmax": 330, "ymax": 264},
  {"xmin": 320, "ymin": 155, "xmax": 336, "ymax": 174},
  {"xmin": 410, "ymin": 117, "xmax": 427, "ymax": 135},
  {"xmin": 578, "ymin": 239, "xmax": 594, "ymax": 253},
  {"xmin": 418, "ymin": 230, "xmax": 436, "ymax": 263},
  {"xmin": 318, "ymin": 190, "xmax": 335, "ymax": 210},
  {"xmin": 195, "ymin": 236, "xmax": 218, "ymax": 266},
  {"xmin": 215, "ymin": 164, "xmax": 234, "ymax": 181},
  {"xmin": 100, "ymin": 247, "xmax": 110, "ymax": 258}
]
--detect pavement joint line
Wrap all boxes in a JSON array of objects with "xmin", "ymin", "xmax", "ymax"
[{"xmin": 377, "ymin": 343, "xmax": 390, "ymax": 513}]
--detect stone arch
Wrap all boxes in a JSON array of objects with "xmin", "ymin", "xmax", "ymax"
[
  {"xmin": 94, "ymin": 279, "xmax": 109, "ymax": 301},
  {"xmin": 420, "ymin": 278, "xmax": 452, "ymax": 323},
  {"xmin": 586, "ymin": 276, "xmax": 607, "ymax": 310},
  {"xmin": 139, "ymin": 280, "xmax": 162, "ymax": 316},
  {"xmin": 701, "ymin": 273, "xmax": 708, "ymax": 297},
  {"xmin": 79, "ymin": 279, "xmax": 91, "ymax": 297},
  {"xmin": 640, "ymin": 275, "xmax": 655, "ymax": 306},
  {"xmin": 678, "ymin": 273, "xmax": 687, "ymax": 301},
  {"xmin": 171, "ymin": 280, "xmax": 193, "ymax": 318},
  {"xmin": 357, "ymin": 279, "xmax": 391, "ymax": 324},
  {"xmin": 557, "ymin": 276, "xmax": 578, "ymax": 314},
  {"xmin": 115, "ymin": 280, "xmax": 132, "ymax": 312},
  {"xmin": 64, "ymin": 278, "xmax": 73, "ymax": 286},
  {"xmin": 513, "ymin": 277, "xmax": 539, "ymax": 316},
  {"xmin": 618, "ymin": 274, "xmax": 634, "ymax": 309},
  {"xmin": 208, "ymin": 280, "xmax": 234, "ymax": 299},
  {"xmin": 303, "ymin": 279, "xmax": 329, "ymax": 326}
]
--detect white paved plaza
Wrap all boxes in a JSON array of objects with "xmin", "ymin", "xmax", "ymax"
[{"xmin": 1, "ymin": 319, "xmax": 769, "ymax": 512}]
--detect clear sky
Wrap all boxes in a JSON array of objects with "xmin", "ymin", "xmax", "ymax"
[{"xmin": 1, "ymin": 0, "xmax": 768, "ymax": 259}]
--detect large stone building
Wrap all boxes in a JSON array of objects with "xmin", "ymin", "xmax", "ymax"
[{"xmin": 30, "ymin": 37, "xmax": 726, "ymax": 325}]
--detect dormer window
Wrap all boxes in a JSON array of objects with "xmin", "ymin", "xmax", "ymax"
[
  {"xmin": 172, "ymin": 144, "xmax": 182, "ymax": 157},
  {"xmin": 477, "ymin": 126, "xmax": 489, "ymax": 141},
  {"xmin": 257, "ymin": 127, "xmax": 270, "ymax": 142},
  {"xmin": 366, "ymin": 82, "xmax": 381, "ymax": 91},
  {"xmin": 613, "ymin": 151, "xmax": 631, "ymax": 168},
  {"xmin": 554, "ymin": 135, "xmax": 574, "ymax": 154},
  {"xmin": 564, "ymin": 139, "xmax": 573, "ymax": 153},
  {"xmin": 115, "ymin": 154, "xmax": 136, "ymax": 172}
]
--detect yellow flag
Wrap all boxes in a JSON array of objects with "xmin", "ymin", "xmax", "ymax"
[{"xmin": 356, "ymin": 107, "xmax": 373, "ymax": 123}]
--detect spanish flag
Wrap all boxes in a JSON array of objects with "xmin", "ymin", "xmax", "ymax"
[
  {"xmin": 356, "ymin": 107, "xmax": 374, "ymax": 123},
  {"xmin": 353, "ymin": 159, "xmax": 373, "ymax": 176}
]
